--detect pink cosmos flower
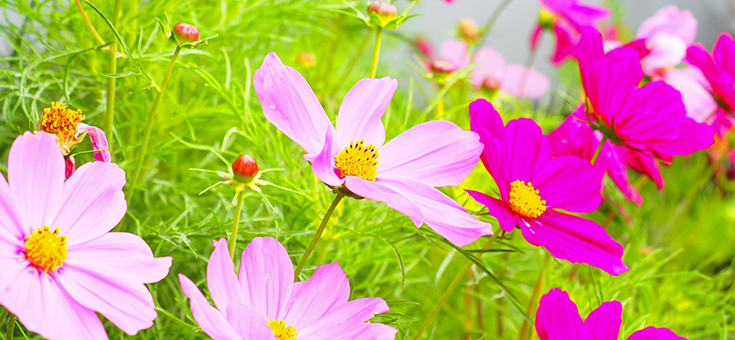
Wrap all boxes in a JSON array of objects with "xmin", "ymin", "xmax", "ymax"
[
  {"xmin": 536, "ymin": 288, "xmax": 686, "ymax": 340},
  {"xmin": 470, "ymin": 47, "xmax": 550, "ymax": 98},
  {"xmin": 179, "ymin": 237, "xmax": 397, "ymax": 340},
  {"xmin": 0, "ymin": 131, "xmax": 171, "ymax": 339},
  {"xmin": 635, "ymin": 6, "xmax": 697, "ymax": 76},
  {"xmin": 686, "ymin": 32, "xmax": 735, "ymax": 130},
  {"xmin": 465, "ymin": 99, "xmax": 628, "ymax": 275},
  {"xmin": 254, "ymin": 53, "xmax": 492, "ymax": 247},
  {"xmin": 426, "ymin": 39, "xmax": 471, "ymax": 74},
  {"xmin": 577, "ymin": 27, "xmax": 714, "ymax": 161}
]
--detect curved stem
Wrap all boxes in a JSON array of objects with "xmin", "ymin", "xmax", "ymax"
[
  {"xmin": 294, "ymin": 194, "xmax": 343, "ymax": 278},
  {"xmin": 229, "ymin": 190, "xmax": 245, "ymax": 259},
  {"xmin": 74, "ymin": 0, "xmax": 105, "ymax": 45},
  {"xmin": 519, "ymin": 252, "xmax": 551, "ymax": 340},
  {"xmin": 369, "ymin": 27, "xmax": 383, "ymax": 78},
  {"xmin": 5, "ymin": 313, "xmax": 15, "ymax": 340},
  {"xmin": 104, "ymin": 0, "xmax": 122, "ymax": 141},
  {"xmin": 412, "ymin": 232, "xmax": 499, "ymax": 340},
  {"xmin": 590, "ymin": 136, "xmax": 608, "ymax": 165},
  {"xmin": 478, "ymin": 0, "xmax": 515, "ymax": 46}
]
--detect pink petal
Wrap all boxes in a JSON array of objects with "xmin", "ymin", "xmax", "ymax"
[
  {"xmin": 548, "ymin": 105, "xmax": 596, "ymax": 159},
  {"xmin": 470, "ymin": 47, "xmax": 505, "ymax": 88},
  {"xmin": 8, "ymin": 131, "xmax": 64, "ymax": 236},
  {"xmin": 238, "ymin": 237, "xmax": 294, "ymax": 320},
  {"xmin": 636, "ymin": 6, "xmax": 697, "ymax": 44},
  {"xmin": 520, "ymin": 211, "xmax": 628, "ymax": 275},
  {"xmin": 660, "ymin": 67, "xmax": 718, "ymax": 123},
  {"xmin": 65, "ymin": 156, "xmax": 76, "ymax": 178},
  {"xmin": 439, "ymin": 39, "xmax": 470, "ymax": 69},
  {"xmin": 584, "ymin": 301, "xmax": 622, "ymax": 340},
  {"xmin": 641, "ymin": 33, "xmax": 687, "ymax": 75},
  {"xmin": 530, "ymin": 24, "xmax": 543, "ymax": 50},
  {"xmin": 345, "ymin": 176, "xmax": 422, "ymax": 227},
  {"xmin": 51, "ymin": 161, "xmax": 127, "ymax": 245},
  {"xmin": 465, "ymin": 190, "xmax": 517, "ymax": 232},
  {"xmin": 56, "ymin": 260, "xmax": 158, "ymax": 335},
  {"xmin": 77, "ymin": 123, "xmax": 111, "ymax": 163},
  {"xmin": 0, "ymin": 263, "xmax": 107, "ymax": 340},
  {"xmin": 223, "ymin": 299, "xmax": 277, "ymax": 340},
  {"xmin": 0, "ymin": 171, "xmax": 26, "ymax": 243},
  {"xmin": 627, "ymin": 326, "xmax": 687, "ymax": 340},
  {"xmin": 599, "ymin": 142, "xmax": 643, "ymax": 205},
  {"xmin": 310, "ymin": 128, "xmax": 345, "ymax": 187},
  {"xmin": 617, "ymin": 146, "xmax": 665, "ymax": 190},
  {"xmin": 298, "ymin": 296, "xmax": 390, "ymax": 339},
  {"xmin": 500, "ymin": 64, "xmax": 549, "ymax": 98},
  {"xmin": 686, "ymin": 44, "xmax": 720, "ymax": 93},
  {"xmin": 67, "ymin": 232, "xmax": 171, "ymax": 283},
  {"xmin": 587, "ymin": 47, "xmax": 643, "ymax": 126},
  {"xmin": 378, "ymin": 120, "xmax": 482, "ymax": 187},
  {"xmin": 336, "ymin": 77, "xmax": 396, "ymax": 148},
  {"xmin": 563, "ymin": 2, "xmax": 611, "ymax": 31},
  {"xmin": 535, "ymin": 287, "xmax": 584, "ymax": 340},
  {"xmin": 254, "ymin": 52, "xmax": 334, "ymax": 155},
  {"xmin": 469, "ymin": 99, "xmax": 508, "ymax": 199},
  {"xmin": 179, "ymin": 274, "xmax": 242, "ymax": 340},
  {"xmin": 502, "ymin": 118, "xmax": 551, "ymax": 187},
  {"xmin": 207, "ymin": 238, "xmax": 242, "ymax": 316},
  {"xmin": 713, "ymin": 33, "xmax": 735, "ymax": 82},
  {"xmin": 551, "ymin": 21, "xmax": 580, "ymax": 65},
  {"xmin": 341, "ymin": 323, "xmax": 399, "ymax": 340},
  {"xmin": 284, "ymin": 262, "xmax": 351, "ymax": 331},
  {"xmin": 532, "ymin": 155, "xmax": 603, "ymax": 213}
]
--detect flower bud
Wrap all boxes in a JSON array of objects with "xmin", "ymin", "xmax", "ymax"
[
  {"xmin": 173, "ymin": 22, "xmax": 200, "ymax": 43},
  {"xmin": 368, "ymin": 1, "xmax": 398, "ymax": 26},
  {"xmin": 430, "ymin": 60, "xmax": 456, "ymax": 85},
  {"xmin": 483, "ymin": 78, "xmax": 501, "ymax": 91},
  {"xmin": 457, "ymin": 18, "xmax": 480, "ymax": 43},
  {"xmin": 232, "ymin": 155, "xmax": 258, "ymax": 183},
  {"xmin": 297, "ymin": 52, "xmax": 316, "ymax": 68},
  {"xmin": 414, "ymin": 37, "xmax": 434, "ymax": 57},
  {"xmin": 538, "ymin": 9, "xmax": 556, "ymax": 30}
]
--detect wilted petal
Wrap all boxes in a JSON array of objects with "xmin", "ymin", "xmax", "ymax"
[{"xmin": 77, "ymin": 123, "xmax": 111, "ymax": 163}]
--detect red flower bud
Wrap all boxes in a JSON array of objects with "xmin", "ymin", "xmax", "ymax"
[
  {"xmin": 368, "ymin": 1, "xmax": 398, "ymax": 25},
  {"xmin": 458, "ymin": 18, "xmax": 480, "ymax": 43},
  {"xmin": 173, "ymin": 22, "xmax": 200, "ymax": 43},
  {"xmin": 232, "ymin": 155, "xmax": 258, "ymax": 183}
]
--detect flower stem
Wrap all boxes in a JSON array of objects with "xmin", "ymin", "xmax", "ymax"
[
  {"xmin": 436, "ymin": 95, "xmax": 444, "ymax": 118},
  {"xmin": 518, "ymin": 251, "xmax": 551, "ymax": 340},
  {"xmin": 124, "ymin": 46, "xmax": 182, "ymax": 221},
  {"xmin": 294, "ymin": 194, "xmax": 343, "ymax": 278},
  {"xmin": 74, "ymin": 0, "xmax": 105, "ymax": 45},
  {"xmin": 5, "ymin": 313, "xmax": 15, "ymax": 340},
  {"xmin": 590, "ymin": 136, "xmax": 608, "ymax": 165},
  {"xmin": 369, "ymin": 27, "xmax": 383, "ymax": 78},
  {"xmin": 412, "ymin": 232, "xmax": 499, "ymax": 340},
  {"xmin": 104, "ymin": 0, "xmax": 122, "ymax": 142},
  {"xmin": 229, "ymin": 190, "xmax": 246, "ymax": 259}
]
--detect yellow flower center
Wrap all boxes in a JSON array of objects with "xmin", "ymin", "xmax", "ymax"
[
  {"xmin": 539, "ymin": 8, "xmax": 557, "ymax": 30},
  {"xmin": 25, "ymin": 226, "xmax": 68, "ymax": 273},
  {"xmin": 334, "ymin": 139, "xmax": 379, "ymax": 181},
  {"xmin": 268, "ymin": 319, "xmax": 298, "ymax": 340},
  {"xmin": 508, "ymin": 180, "xmax": 547, "ymax": 218},
  {"xmin": 40, "ymin": 102, "xmax": 85, "ymax": 151}
]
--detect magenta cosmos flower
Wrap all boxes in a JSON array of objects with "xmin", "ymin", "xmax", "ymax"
[
  {"xmin": 254, "ymin": 53, "xmax": 492, "ymax": 246},
  {"xmin": 536, "ymin": 288, "xmax": 686, "ymax": 340},
  {"xmin": 465, "ymin": 99, "xmax": 628, "ymax": 275},
  {"xmin": 686, "ymin": 33, "xmax": 735, "ymax": 127},
  {"xmin": 577, "ymin": 27, "xmax": 714, "ymax": 162},
  {"xmin": 179, "ymin": 237, "xmax": 397, "ymax": 340},
  {"xmin": 470, "ymin": 47, "xmax": 549, "ymax": 98},
  {"xmin": 0, "ymin": 132, "xmax": 171, "ymax": 339}
]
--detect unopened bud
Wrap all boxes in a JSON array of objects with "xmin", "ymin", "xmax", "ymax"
[
  {"xmin": 297, "ymin": 52, "xmax": 316, "ymax": 68},
  {"xmin": 415, "ymin": 37, "xmax": 434, "ymax": 57},
  {"xmin": 458, "ymin": 18, "xmax": 480, "ymax": 43},
  {"xmin": 483, "ymin": 78, "xmax": 501, "ymax": 90},
  {"xmin": 430, "ymin": 60, "xmax": 456, "ymax": 84},
  {"xmin": 173, "ymin": 23, "xmax": 200, "ymax": 43},
  {"xmin": 368, "ymin": 1, "xmax": 398, "ymax": 26},
  {"xmin": 232, "ymin": 155, "xmax": 258, "ymax": 183},
  {"xmin": 538, "ymin": 9, "xmax": 556, "ymax": 30}
]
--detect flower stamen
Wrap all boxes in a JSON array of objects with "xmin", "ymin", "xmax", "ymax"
[
  {"xmin": 509, "ymin": 180, "xmax": 547, "ymax": 218},
  {"xmin": 40, "ymin": 102, "xmax": 85, "ymax": 153},
  {"xmin": 335, "ymin": 139, "xmax": 379, "ymax": 181},
  {"xmin": 268, "ymin": 319, "xmax": 298, "ymax": 340},
  {"xmin": 25, "ymin": 226, "xmax": 68, "ymax": 273}
]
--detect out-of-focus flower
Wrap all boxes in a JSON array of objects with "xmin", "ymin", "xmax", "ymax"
[
  {"xmin": 469, "ymin": 47, "xmax": 549, "ymax": 98},
  {"xmin": 686, "ymin": 32, "xmax": 735, "ymax": 126},
  {"xmin": 577, "ymin": 28, "xmax": 714, "ymax": 161},
  {"xmin": 466, "ymin": 99, "xmax": 628, "ymax": 275},
  {"xmin": 536, "ymin": 288, "xmax": 686, "ymax": 340},
  {"xmin": 254, "ymin": 53, "xmax": 493, "ymax": 246},
  {"xmin": 635, "ymin": 6, "xmax": 697, "ymax": 76},
  {"xmin": 414, "ymin": 36, "xmax": 434, "ymax": 58},
  {"xmin": 344, "ymin": 0, "xmax": 417, "ymax": 30},
  {"xmin": 0, "ymin": 131, "xmax": 171, "ymax": 340},
  {"xmin": 297, "ymin": 52, "xmax": 316, "ymax": 68},
  {"xmin": 457, "ymin": 18, "xmax": 480, "ymax": 44},
  {"xmin": 38, "ymin": 102, "xmax": 111, "ymax": 178},
  {"xmin": 179, "ymin": 237, "xmax": 397, "ymax": 340},
  {"xmin": 422, "ymin": 39, "xmax": 471, "ymax": 84}
]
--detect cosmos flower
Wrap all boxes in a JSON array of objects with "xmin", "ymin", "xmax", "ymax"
[
  {"xmin": 465, "ymin": 99, "xmax": 628, "ymax": 275},
  {"xmin": 179, "ymin": 237, "xmax": 397, "ymax": 340},
  {"xmin": 635, "ymin": 6, "xmax": 697, "ymax": 76},
  {"xmin": 577, "ymin": 27, "xmax": 714, "ymax": 161},
  {"xmin": 254, "ymin": 53, "xmax": 492, "ymax": 246},
  {"xmin": 38, "ymin": 102, "xmax": 111, "ymax": 178},
  {"xmin": 536, "ymin": 288, "xmax": 686, "ymax": 340},
  {"xmin": 686, "ymin": 32, "xmax": 735, "ymax": 130},
  {"xmin": 0, "ymin": 131, "xmax": 171, "ymax": 339},
  {"xmin": 469, "ymin": 47, "xmax": 550, "ymax": 98}
]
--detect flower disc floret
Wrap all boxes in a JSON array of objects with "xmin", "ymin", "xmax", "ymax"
[
  {"xmin": 508, "ymin": 180, "xmax": 547, "ymax": 218},
  {"xmin": 335, "ymin": 139, "xmax": 379, "ymax": 181},
  {"xmin": 40, "ymin": 102, "xmax": 85, "ymax": 149},
  {"xmin": 268, "ymin": 319, "xmax": 298, "ymax": 340},
  {"xmin": 24, "ymin": 226, "xmax": 68, "ymax": 273}
]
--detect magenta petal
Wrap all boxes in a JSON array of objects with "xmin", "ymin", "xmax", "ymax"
[
  {"xmin": 469, "ymin": 100, "xmax": 510, "ymax": 200},
  {"xmin": 224, "ymin": 299, "xmax": 277, "ymax": 340},
  {"xmin": 311, "ymin": 128, "xmax": 345, "ymax": 187},
  {"xmin": 520, "ymin": 211, "xmax": 628, "ymax": 275},
  {"xmin": 207, "ymin": 238, "xmax": 242, "ymax": 316},
  {"xmin": 503, "ymin": 118, "xmax": 551, "ymax": 185},
  {"xmin": 600, "ymin": 142, "xmax": 643, "ymax": 205},
  {"xmin": 617, "ymin": 146, "xmax": 665, "ymax": 190},
  {"xmin": 238, "ymin": 236, "xmax": 294, "ymax": 320},
  {"xmin": 535, "ymin": 288, "xmax": 584, "ymax": 340},
  {"xmin": 77, "ymin": 123, "xmax": 111, "ymax": 163},
  {"xmin": 378, "ymin": 120, "xmax": 483, "ymax": 187},
  {"xmin": 51, "ymin": 162, "xmax": 127, "ymax": 245},
  {"xmin": 298, "ymin": 296, "xmax": 390, "ymax": 339},
  {"xmin": 465, "ymin": 190, "xmax": 517, "ymax": 232},
  {"xmin": 551, "ymin": 21, "xmax": 579, "ymax": 65},
  {"xmin": 584, "ymin": 301, "xmax": 622, "ymax": 340},
  {"xmin": 500, "ymin": 64, "xmax": 549, "ymax": 98},
  {"xmin": 67, "ymin": 232, "xmax": 171, "ymax": 283},
  {"xmin": 8, "ymin": 131, "xmax": 64, "ymax": 236},
  {"xmin": 284, "ymin": 262, "xmax": 351, "ymax": 331},
  {"xmin": 660, "ymin": 67, "xmax": 718, "ymax": 123},
  {"xmin": 336, "ymin": 77, "xmax": 396, "ymax": 148},
  {"xmin": 345, "ymin": 176, "xmax": 422, "ymax": 227},
  {"xmin": 686, "ymin": 44, "xmax": 720, "ymax": 94},
  {"xmin": 65, "ymin": 156, "xmax": 76, "ymax": 178},
  {"xmin": 532, "ymin": 155, "xmax": 603, "ymax": 213},
  {"xmin": 253, "ymin": 52, "xmax": 334, "ymax": 155},
  {"xmin": 627, "ymin": 326, "xmax": 687, "ymax": 340},
  {"xmin": 713, "ymin": 33, "xmax": 734, "ymax": 80},
  {"xmin": 179, "ymin": 274, "xmax": 242, "ymax": 340}
]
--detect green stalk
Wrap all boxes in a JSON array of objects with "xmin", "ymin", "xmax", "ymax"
[
  {"xmin": 294, "ymin": 194, "xmax": 343, "ymax": 278},
  {"xmin": 5, "ymin": 313, "xmax": 15, "ymax": 340},
  {"xmin": 229, "ymin": 191, "xmax": 245, "ymax": 259},
  {"xmin": 369, "ymin": 27, "xmax": 383, "ymax": 78},
  {"xmin": 590, "ymin": 136, "xmax": 608, "ymax": 165},
  {"xmin": 519, "ymin": 252, "xmax": 551, "ymax": 340},
  {"xmin": 74, "ymin": 0, "xmax": 105, "ymax": 45},
  {"xmin": 104, "ymin": 0, "xmax": 122, "ymax": 141},
  {"xmin": 412, "ymin": 233, "xmax": 499, "ymax": 340},
  {"xmin": 124, "ymin": 46, "xmax": 183, "ymax": 220}
]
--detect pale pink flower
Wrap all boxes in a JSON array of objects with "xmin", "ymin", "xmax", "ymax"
[{"xmin": 470, "ymin": 47, "xmax": 549, "ymax": 98}]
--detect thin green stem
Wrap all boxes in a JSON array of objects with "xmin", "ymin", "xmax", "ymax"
[
  {"xmin": 5, "ymin": 313, "xmax": 15, "ymax": 340},
  {"xmin": 229, "ymin": 190, "xmax": 246, "ymax": 259},
  {"xmin": 104, "ymin": 0, "xmax": 122, "ymax": 141},
  {"xmin": 369, "ymin": 27, "xmax": 383, "ymax": 78},
  {"xmin": 123, "ymin": 45, "xmax": 183, "ymax": 227},
  {"xmin": 294, "ymin": 194, "xmax": 343, "ymax": 278},
  {"xmin": 590, "ymin": 136, "xmax": 608, "ymax": 165},
  {"xmin": 74, "ymin": 0, "xmax": 105, "ymax": 45},
  {"xmin": 412, "ymin": 232, "xmax": 499, "ymax": 340},
  {"xmin": 478, "ymin": 0, "xmax": 515, "ymax": 46},
  {"xmin": 436, "ymin": 96, "xmax": 444, "ymax": 118},
  {"xmin": 519, "ymin": 252, "xmax": 551, "ymax": 340}
]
